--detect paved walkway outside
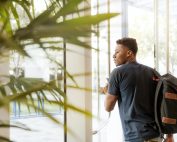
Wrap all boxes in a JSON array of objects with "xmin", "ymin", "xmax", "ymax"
[
  {"xmin": 10, "ymin": 115, "xmax": 64, "ymax": 142},
  {"xmin": 10, "ymin": 114, "xmax": 177, "ymax": 142}
]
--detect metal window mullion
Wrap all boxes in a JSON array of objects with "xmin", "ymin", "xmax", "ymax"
[
  {"xmin": 154, "ymin": 0, "xmax": 159, "ymax": 71},
  {"xmin": 121, "ymin": 0, "xmax": 128, "ymax": 37},
  {"xmin": 96, "ymin": 0, "xmax": 100, "ymax": 120},
  {"xmin": 107, "ymin": 0, "xmax": 111, "ymax": 75},
  {"xmin": 166, "ymin": 0, "xmax": 169, "ymax": 73},
  {"xmin": 63, "ymin": 39, "xmax": 67, "ymax": 142},
  {"xmin": 62, "ymin": 0, "xmax": 67, "ymax": 142}
]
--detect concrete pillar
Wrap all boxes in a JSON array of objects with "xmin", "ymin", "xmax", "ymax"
[
  {"xmin": 0, "ymin": 53, "xmax": 10, "ymax": 139},
  {"xmin": 66, "ymin": 43, "xmax": 92, "ymax": 142}
]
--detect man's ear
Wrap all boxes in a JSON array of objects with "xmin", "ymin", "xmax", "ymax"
[{"xmin": 127, "ymin": 50, "xmax": 132, "ymax": 57}]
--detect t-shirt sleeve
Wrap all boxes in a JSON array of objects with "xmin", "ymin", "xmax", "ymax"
[{"xmin": 108, "ymin": 68, "xmax": 120, "ymax": 97}]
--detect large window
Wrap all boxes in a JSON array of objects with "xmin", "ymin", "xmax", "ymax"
[
  {"xmin": 9, "ymin": 1, "xmax": 64, "ymax": 142},
  {"xmin": 130, "ymin": 0, "xmax": 177, "ymax": 140},
  {"xmin": 10, "ymin": 39, "xmax": 65, "ymax": 142},
  {"xmin": 91, "ymin": 0, "xmax": 121, "ymax": 142},
  {"xmin": 9, "ymin": 0, "xmax": 176, "ymax": 142},
  {"xmin": 92, "ymin": 0, "xmax": 177, "ymax": 142}
]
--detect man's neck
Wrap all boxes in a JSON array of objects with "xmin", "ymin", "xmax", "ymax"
[{"xmin": 126, "ymin": 58, "xmax": 136, "ymax": 64}]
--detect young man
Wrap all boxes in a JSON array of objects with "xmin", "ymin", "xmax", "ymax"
[{"xmin": 103, "ymin": 37, "xmax": 174, "ymax": 142}]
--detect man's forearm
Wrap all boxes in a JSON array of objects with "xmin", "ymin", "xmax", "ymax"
[{"xmin": 166, "ymin": 134, "xmax": 174, "ymax": 142}]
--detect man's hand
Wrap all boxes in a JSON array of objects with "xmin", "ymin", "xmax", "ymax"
[
  {"xmin": 165, "ymin": 134, "xmax": 174, "ymax": 142},
  {"xmin": 99, "ymin": 84, "xmax": 108, "ymax": 95}
]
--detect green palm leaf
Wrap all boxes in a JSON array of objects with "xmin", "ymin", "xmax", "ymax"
[
  {"xmin": 0, "ymin": 1, "xmax": 120, "ymax": 141},
  {"xmin": 0, "ymin": 136, "xmax": 13, "ymax": 142},
  {"xmin": 10, "ymin": 2, "xmax": 20, "ymax": 28},
  {"xmin": 15, "ymin": 13, "xmax": 118, "ymax": 40}
]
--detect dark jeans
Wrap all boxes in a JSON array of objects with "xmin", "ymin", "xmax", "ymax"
[{"xmin": 125, "ymin": 137, "xmax": 162, "ymax": 142}]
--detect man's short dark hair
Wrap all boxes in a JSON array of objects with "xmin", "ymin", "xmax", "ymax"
[{"xmin": 116, "ymin": 37, "xmax": 138, "ymax": 55}]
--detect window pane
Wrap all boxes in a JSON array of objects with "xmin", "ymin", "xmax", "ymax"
[
  {"xmin": 169, "ymin": 0, "xmax": 177, "ymax": 76},
  {"xmin": 169, "ymin": 0, "xmax": 177, "ymax": 139},
  {"xmin": 10, "ymin": 1, "xmax": 64, "ymax": 141},
  {"xmin": 92, "ymin": 1, "xmax": 122, "ymax": 142},
  {"xmin": 157, "ymin": 0, "xmax": 167, "ymax": 75},
  {"xmin": 128, "ymin": 0, "xmax": 154, "ymax": 68}
]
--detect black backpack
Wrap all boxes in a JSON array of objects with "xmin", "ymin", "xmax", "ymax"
[{"xmin": 154, "ymin": 73, "xmax": 177, "ymax": 135}]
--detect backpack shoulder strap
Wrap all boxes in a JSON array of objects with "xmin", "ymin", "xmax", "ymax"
[
  {"xmin": 152, "ymin": 69, "xmax": 163, "ymax": 136},
  {"xmin": 154, "ymin": 79, "xmax": 163, "ymax": 136},
  {"xmin": 153, "ymin": 69, "xmax": 161, "ymax": 78}
]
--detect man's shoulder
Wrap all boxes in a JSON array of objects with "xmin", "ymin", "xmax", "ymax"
[
  {"xmin": 112, "ymin": 62, "xmax": 155, "ymax": 73},
  {"xmin": 111, "ymin": 67, "xmax": 120, "ymax": 75},
  {"xmin": 139, "ymin": 63, "xmax": 155, "ymax": 71},
  {"xmin": 117, "ymin": 62, "xmax": 139, "ymax": 70},
  {"xmin": 122, "ymin": 63, "xmax": 156, "ymax": 75}
]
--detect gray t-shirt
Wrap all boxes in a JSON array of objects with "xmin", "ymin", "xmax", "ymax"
[{"xmin": 108, "ymin": 62, "xmax": 159, "ymax": 141}]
